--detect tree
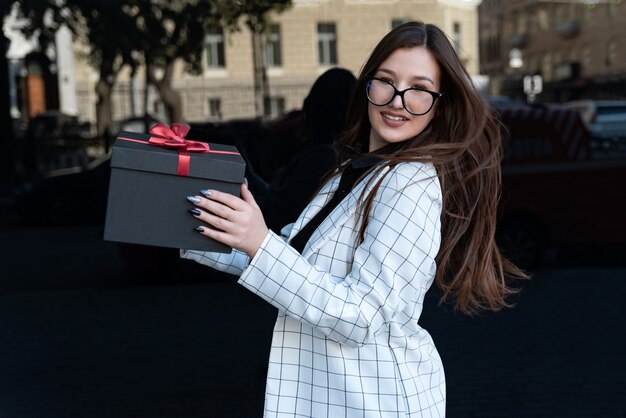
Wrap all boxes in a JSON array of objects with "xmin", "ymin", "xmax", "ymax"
[
  {"xmin": 72, "ymin": 1, "xmax": 141, "ymax": 136},
  {"xmin": 131, "ymin": 0, "xmax": 292, "ymax": 123},
  {"xmin": 217, "ymin": 0, "xmax": 292, "ymax": 119},
  {"xmin": 12, "ymin": 0, "xmax": 141, "ymax": 136},
  {"xmin": 10, "ymin": 0, "xmax": 292, "ymax": 134},
  {"xmin": 129, "ymin": 1, "xmax": 222, "ymax": 125}
]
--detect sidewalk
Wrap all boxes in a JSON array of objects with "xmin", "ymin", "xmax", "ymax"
[
  {"xmin": 0, "ymin": 222, "xmax": 276, "ymax": 418},
  {"xmin": 1, "ymin": 211, "xmax": 625, "ymax": 417},
  {"xmin": 421, "ymin": 268, "xmax": 626, "ymax": 417}
]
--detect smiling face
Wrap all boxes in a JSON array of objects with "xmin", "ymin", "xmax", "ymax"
[{"xmin": 367, "ymin": 46, "xmax": 441, "ymax": 152}]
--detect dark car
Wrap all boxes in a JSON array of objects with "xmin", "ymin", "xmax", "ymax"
[
  {"xmin": 494, "ymin": 103, "xmax": 626, "ymax": 269},
  {"xmin": 15, "ymin": 111, "xmax": 98, "ymax": 178},
  {"xmin": 24, "ymin": 110, "xmax": 93, "ymax": 144},
  {"xmin": 14, "ymin": 154, "xmax": 111, "ymax": 226},
  {"xmin": 563, "ymin": 100, "xmax": 626, "ymax": 147}
]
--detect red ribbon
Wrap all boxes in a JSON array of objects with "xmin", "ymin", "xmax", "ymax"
[
  {"xmin": 117, "ymin": 122, "xmax": 239, "ymax": 177},
  {"xmin": 147, "ymin": 123, "xmax": 210, "ymax": 153}
]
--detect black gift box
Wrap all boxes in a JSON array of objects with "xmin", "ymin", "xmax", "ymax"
[{"xmin": 103, "ymin": 130, "xmax": 246, "ymax": 252}]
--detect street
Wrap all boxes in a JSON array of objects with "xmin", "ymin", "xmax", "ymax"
[{"xmin": 1, "ymin": 219, "xmax": 625, "ymax": 417}]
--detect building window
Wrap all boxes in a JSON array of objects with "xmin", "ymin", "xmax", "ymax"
[
  {"xmin": 516, "ymin": 13, "xmax": 526, "ymax": 34},
  {"xmin": 583, "ymin": 4, "xmax": 594, "ymax": 21},
  {"xmin": 554, "ymin": 3, "xmax": 576, "ymax": 24},
  {"xmin": 317, "ymin": 23, "xmax": 337, "ymax": 66},
  {"xmin": 582, "ymin": 46, "xmax": 592, "ymax": 69},
  {"xmin": 606, "ymin": 40, "xmax": 617, "ymax": 67},
  {"xmin": 537, "ymin": 8, "xmax": 549, "ymax": 31},
  {"xmin": 206, "ymin": 98, "xmax": 222, "ymax": 121},
  {"xmin": 205, "ymin": 27, "xmax": 225, "ymax": 69},
  {"xmin": 491, "ymin": 35, "xmax": 501, "ymax": 61},
  {"xmin": 529, "ymin": 56, "xmax": 539, "ymax": 74},
  {"xmin": 264, "ymin": 96, "xmax": 285, "ymax": 119},
  {"xmin": 542, "ymin": 53, "xmax": 552, "ymax": 80},
  {"xmin": 555, "ymin": 4, "xmax": 565, "ymax": 23},
  {"xmin": 567, "ymin": 3, "xmax": 577, "ymax": 20},
  {"xmin": 507, "ymin": 11, "xmax": 517, "ymax": 37},
  {"xmin": 264, "ymin": 24, "xmax": 282, "ymax": 67},
  {"xmin": 528, "ymin": 13, "xmax": 538, "ymax": 33},
  {"xmin": 453, "ymin": 21, "xmax": 462, "ymax": 52}
]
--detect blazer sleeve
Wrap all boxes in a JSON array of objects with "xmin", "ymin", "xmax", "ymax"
[
  {"xmin": 179, "ymin": 222, "xmax": 296, "ymax": 276},
  {"xmin": 237, "ymin": 162, "xmax": 442, "ymax": 348},
  {"xmin": 179, "ymin": 248, "xmax": 250, "ymax": 276}
]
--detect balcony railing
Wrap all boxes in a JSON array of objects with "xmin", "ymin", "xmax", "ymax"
[
  {"xmin": 509, "ymin": 33, "xmax": 529, "ymax": 49},
  {"xmin": 555, "ymin": 20, "xmax": 580, "ymax": 38}
]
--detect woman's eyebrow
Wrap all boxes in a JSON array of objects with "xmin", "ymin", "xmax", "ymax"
[{"xmin": 375, "ymin": 68, "xmax": 435, "ymax": 86}]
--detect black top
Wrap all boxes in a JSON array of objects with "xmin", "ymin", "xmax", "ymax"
[{"xmin": 289, "ymin": 149, "xmax": 394, "ymax": 254}]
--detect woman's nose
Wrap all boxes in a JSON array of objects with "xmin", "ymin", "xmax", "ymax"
[{"xmin": 389, "ymin": 91, "xmax": 404, "ymax": 109}]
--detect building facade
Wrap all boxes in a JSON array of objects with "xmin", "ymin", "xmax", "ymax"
[
  {"xmin": 478, "ymin": 0, "xmax": 626, "ymax": 103},
  {"xmin": 71, "ymin": 0, "xmax": 481, "ymax": 125}
]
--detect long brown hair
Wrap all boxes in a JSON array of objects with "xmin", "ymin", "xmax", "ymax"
[{"xmin": 335, "ymin": 21, "xmax": 529, "ymax": 315}]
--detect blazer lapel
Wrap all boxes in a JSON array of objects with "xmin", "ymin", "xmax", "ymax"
[{"xmin": 298, "ymin": 166, "xmax": 390, "ymax": 258}]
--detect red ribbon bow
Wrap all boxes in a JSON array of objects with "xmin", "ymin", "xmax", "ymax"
[{"xmin": 148, "ymin": 123, "xmax": 211, "ymax": 153}]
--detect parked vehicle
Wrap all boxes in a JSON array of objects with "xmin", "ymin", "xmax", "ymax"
[
  {"xmin": 14, "ymin": 154, "xmax": 111, "ymax": 225},
  {"xmin": 494, "ymin": 103, "xmax": 626, "ymax": 269},
  {"xmin": 14, "ymin": 114, "xmax": 170, "ymax": 226},
  {"xmin": 24, "ymin": 110, "xmax": 94, "ymax": 144},
  {"xmin": 15, "ymin": 111, "xmax": 97, "ymax": 177},
  {"xmin": 562, "ymin": 100, "xmax": 626, "ymax": 147}
]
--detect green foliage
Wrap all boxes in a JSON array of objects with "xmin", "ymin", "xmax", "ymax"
[
  {"xmin": 215, "ymin": 0, "xmax": 292, "ymax": 31},
  {"xmin": 11, "ymin": 0, "xmax": 293, "ymax": 76}
]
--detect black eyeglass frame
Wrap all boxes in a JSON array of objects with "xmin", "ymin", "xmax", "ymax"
[{"xmin": 364, "ymin": 75, "xmax": 444, "ymax": 116}]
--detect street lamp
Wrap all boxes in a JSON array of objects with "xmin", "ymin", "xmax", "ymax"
[{"xmin": 509, "ymin": 48, "xmax": 523, "ymax": 69}]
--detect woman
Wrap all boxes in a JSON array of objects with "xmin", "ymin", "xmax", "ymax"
[{"xmin": 182, "ymin": 21, "xmax": 527, "ymax": 417}]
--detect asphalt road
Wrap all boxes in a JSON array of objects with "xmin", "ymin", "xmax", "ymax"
[{"xmin": 1, "ymin": 213, "xmax": 625, "ymax": 417}]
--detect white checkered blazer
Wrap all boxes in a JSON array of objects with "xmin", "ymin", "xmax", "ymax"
[{"xmin": 181, "ymin": 162, "xmax": 446, "ymax": 417}]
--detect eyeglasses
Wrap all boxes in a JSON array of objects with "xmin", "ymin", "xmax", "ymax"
[{"xmin": 365, "ymin": 76, "xmax": 443, "ymax": 116}]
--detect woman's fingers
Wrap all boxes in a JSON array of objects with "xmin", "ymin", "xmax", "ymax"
[
  {"xmin": 200, "ymin": 188, "xmax": 247, "ymax": 211},
  {"xmin": 187, "ymin": 192, "xmax": 236, "ymax": 221},
  {"xmin": 189, "ymin": 184, "xmax": 258, "ymax": 221},
  {"xmin": 187, "ymin": 184, "xmax": 269, "ymax": 258},
  {"xmin": 194, "ymin": 224, "xmax": 236, "ymax": 248},
  {"xmin": 192, "ymin": 206, "xmax": 233, "ymax": 233},
  {"xmin": 194, "ymin": 216, "xmax": 235, "ymax": 247},
  {"xmin": 188, "ymin": 203, "xmax": 243, "ymax": 249}
]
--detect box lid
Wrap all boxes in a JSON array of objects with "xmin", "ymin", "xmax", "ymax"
[{"xmin": 110, "ymin": 130, "xmax": 245, "ymax": 182}]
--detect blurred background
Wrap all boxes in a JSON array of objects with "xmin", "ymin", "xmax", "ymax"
[{"xmin": 1, "ymin": 0, "xmax": 625, "ymax": 417}]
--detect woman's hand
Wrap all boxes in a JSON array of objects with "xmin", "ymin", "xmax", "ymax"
[{"xmin": 187, "ymin": 183, "xmax": 269, "ymax": 259}]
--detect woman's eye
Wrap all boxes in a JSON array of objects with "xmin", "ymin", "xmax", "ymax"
[{"xmin": 377, "ymin": 77, "xmax": 394, "ymax": 85}]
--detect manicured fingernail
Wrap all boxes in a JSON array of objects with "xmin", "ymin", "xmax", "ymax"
[
  {"xmin": 243, "ymin": 177, "xmax": 248, "ymax": 186},
  {"xmin": 199, "ymin": 189, "xmax": 212, "ymax": 197},
  {"xmin": 187, "ymin": 196, "xmax": 201, "ymax": 204},
  {"xmin": 194, "ymin": 226, "xmax": 205, "ymax": 233},
  {"xmin": 188, "ymin": 208, "xmax": 201, "ymax": 216}
]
